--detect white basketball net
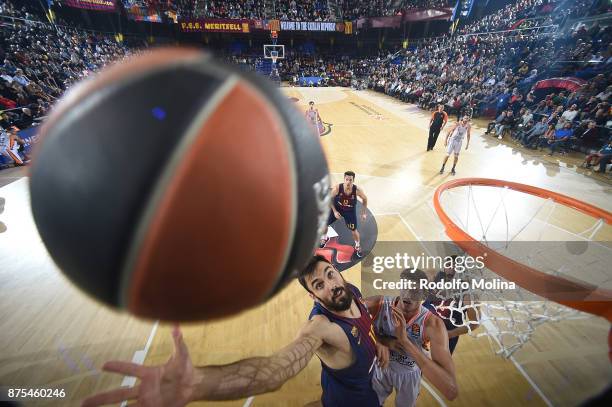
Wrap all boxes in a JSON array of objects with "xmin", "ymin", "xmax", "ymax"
[{"xmin": 429, "ymin": 184, "xmax": 611, "ymax": 358}]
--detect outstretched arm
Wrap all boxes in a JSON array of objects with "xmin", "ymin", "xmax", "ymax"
[
  {"xmin": 391, "ymin": 307, "xmax": 458, "ymax": 400},
  {"xmin": 82, "ymin": 320, "xmax": 326, "ymax": 406},
  {"xmin": 192, "ymin": 321, "xmax": 323, "ymax": 400}
]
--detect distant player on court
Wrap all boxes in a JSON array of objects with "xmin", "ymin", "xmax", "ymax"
[
  {"xmin": 305, "ymin": 100, "xmax": 324, "ymax": 136},
  {"xmin": 82, "ymin": 256, "xmax": 390, "ymax": 407},
  {"xmin": 427, "ymin": 104, "xmax": 448, "ymax": 151},
  {"xmin": 320, "ymin": 171, "xmax": 368, "ymax": 257},
  {"xmin": 440, "ymin": 116, "xmax": 471, "ymax": 176},
  {"xmin": 367, "ymin": 269, "xmax": 458, "ymax": 407},
  {"xmin": 0, "ymin": 126, "xmax": 26, "ymax": 166}
]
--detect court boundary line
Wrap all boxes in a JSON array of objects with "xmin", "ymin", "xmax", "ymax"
[
  {"xmin": 121, "ymin": 322, "xmax": 255, "ymax": 407},
  {"xmin": 481, "ymin": 317, "xmax": 554, "ymax": 407},
  {"xmin": 422, "ymin": 380, "xmax": 448, "ymax": 407},
  {"xmin": 119, "ymin": 320, "xmax": 159, "ymax": 407}
]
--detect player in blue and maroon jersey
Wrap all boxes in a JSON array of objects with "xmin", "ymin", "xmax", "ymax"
[{"xmin": 321, "ymin": 171, "xmax": 369, "ymax": 257}]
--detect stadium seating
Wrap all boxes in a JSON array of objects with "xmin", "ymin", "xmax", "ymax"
[{"xmin": 0, "ymin": 0, "xmax": 609, "ymax": 162}]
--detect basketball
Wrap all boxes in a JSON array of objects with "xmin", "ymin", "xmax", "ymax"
[{"xmin": 28, "ymin": 48, "xmax": 330, "ymax": 321}]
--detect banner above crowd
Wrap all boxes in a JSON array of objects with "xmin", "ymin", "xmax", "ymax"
[
  {"xmin": 280, "ymin": 21, "xmax": 335, "ymax": 31},
  {"xmin": 357, "ymin": 8, "xmax": 453, "ymax": 29},
  {"xmin": 63, "ymin": 0, "xmax": 116, "ymax": 12},
  {"xmin": 279, "ymin": 21, "xmax": 352, "ymax": 33},
  {"xmin": 180, "ymin": 19, "xmax": 352, "ymax": 34},
  {"xmin": 179, "ymin": 19, "xmax": 251, "ymax": 33},
  {"xmin": 252, "ymin": 19, "xmax": 352, "ymax": 34}
]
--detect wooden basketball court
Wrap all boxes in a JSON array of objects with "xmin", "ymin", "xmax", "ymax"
[{"xmin": 0, "ymin": 87, "xmax": 610, "ymax": 406}]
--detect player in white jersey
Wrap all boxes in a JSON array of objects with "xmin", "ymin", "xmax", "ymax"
[
  {"xmin": 0, "ymin": 126, "xmax": 24, "ymax": 166},
  {"xmin": 305, "ymin": 100, "xmax": 324, "ymax": 136},
  {"xmin": 0, "ymin": 129, "xmax": 8, "ymax": 157},
  {"xmin": 440, "ymin": 116, "xmax": 471, "ymax": 176},
  {"xmin": 367, "ymin": 269, "xmax": 458, "ymax": 407}
]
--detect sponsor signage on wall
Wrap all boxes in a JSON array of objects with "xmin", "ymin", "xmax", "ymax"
[
  {"xmin": 179, "ymin": 19, "xmax": 251, "ymax": 33},
  {"xmin": 280, "ymin": 21, "xmax": 339, "ymax": 32}
]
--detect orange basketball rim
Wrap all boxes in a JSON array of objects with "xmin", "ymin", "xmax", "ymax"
[{"xmin": 433, "ymin": 178, "xmax": 612, "ymax": 322}]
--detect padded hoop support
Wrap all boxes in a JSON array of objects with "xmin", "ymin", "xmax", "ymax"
[{"xmin": 433, "ymin": 177, "xmax": 612, "ymax": 321}]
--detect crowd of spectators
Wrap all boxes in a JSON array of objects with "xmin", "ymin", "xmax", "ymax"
[
  {"xmin": 367, "ymin": 32, "xmax": 610, "ymax": 162},
  {"xmin": 459, "ymin": 0, "xmax": 551, "ymax": 35},
  {"xmin": 338, "ymin": 0, "xmax": 453, "ymax": 20},
  {"xmin": 226, "ymin": 51, "xmax": 387, "ymax": 88},
  {"xmin": 172, "ymin": 0, "xmax": 456, "ymax": 20},
  {"xmin": 337, "ymin": 0, "xmax": 388, "ymax": 20},
  {"xmin": 369, "ymin": 33, "xmax": 555, "ymax": 118},
  {"xmin": 122, "ymin": 0, "xmax": 459, "ymax": 21},
  {"xmin": 488, "ymin": 89, "xmax": 610, "ymax": 162},
  {"xmin": 116, "ymin": 0, "xmax": 266, "ymax": 20},
  {"xmin": 279, "ymin": 54, "xmax": 384, "ymax": 86},
  {"xmin": 180, "ymin": 0, "xmax": 265, "ymax": 19},
  {"xmin": 197, "ymin": 0, "xmax": 266, "ymax": 19},
  {"xmin": 400, "ymin": 0, "xmax": 453, "ymax": 11},
  {"xmin": 0, "ymin": 0, "xmax": 130, "ymax": 140},
  {"xmin": 159, "ymin": 0, "xmax": 329, "ymax": 21},
  {"xmin": 561, "ymin": 0, "xmax": 611, "ymax": 21},
  {"xmin": 458, "ymin": 0, "xmax": 610, "ymax": 36},
  {"xmin": 276, "ymin": 0, "xmax": 332, "ymax": 21}
]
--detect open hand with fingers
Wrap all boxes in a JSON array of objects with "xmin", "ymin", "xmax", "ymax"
[
  {"xmin": 82, "ymin": 326, "xmax": 195, "ymax": 407},
  {"xmin": 390, "ymin": 306, "xmax": 408, "ymax": 343}
]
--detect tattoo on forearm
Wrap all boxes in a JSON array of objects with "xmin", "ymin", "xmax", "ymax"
[{"xmin": 202, "ymin": 336, "xmax": 320, "ymax": 400}]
